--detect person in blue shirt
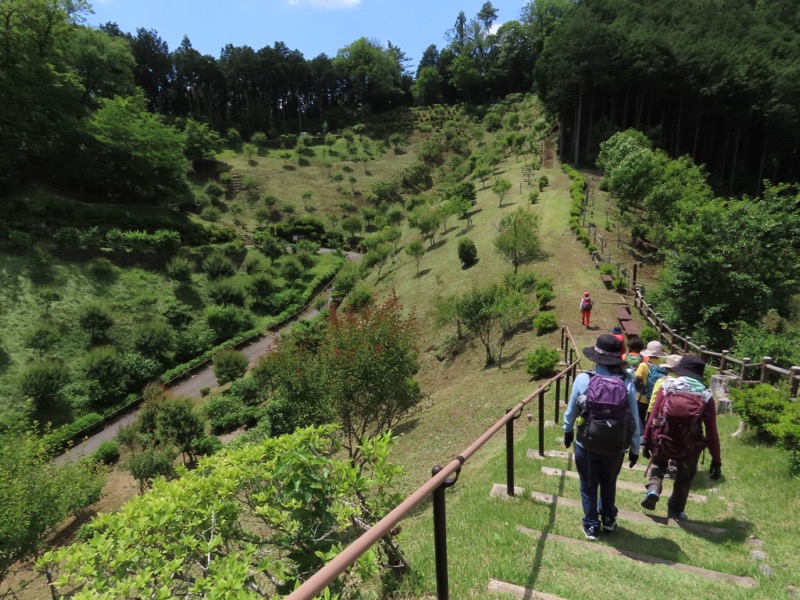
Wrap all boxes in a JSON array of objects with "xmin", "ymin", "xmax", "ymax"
[{"xmin": 563, "ymin": 334, "xmax": 642, "ymax": 540}]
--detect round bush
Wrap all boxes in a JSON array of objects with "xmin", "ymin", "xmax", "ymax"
[
  {"xmin": 458, "ymin": 237, "xmax": 478, "ymax": 266},
  {"xmin": 203, "ymin": 252, "xmax": 237, "ymax": 280},
  {"xmin": 525, "ymin": 347, "xmax": 561, "ymax": 379},
  {"xmin": 93, "ymin": 441, "xmax": 121, "ymax": 465},
  {"xmin": 88, "ymin": 258, "xmax": 115, "ymax": 280},
  {"xmin": 212, "ymin": 350, "xmax": 249, "ymax": 384},
  {"xmin": 166, "ymin": 256, "xmax": 194, "ymax": 283},
  {"xmin": 533, "ymin": 311, "xmax": 558, "ymax": 335},
  {"xmin": 193, "ymin": 435, "xmax": 224, "ymax": 457}
]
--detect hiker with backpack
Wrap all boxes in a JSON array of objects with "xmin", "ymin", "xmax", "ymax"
[
  {"xmin": 634, "ymin": 340, "xmax": 669, "ymax": 427},
  {"xmin": 641, "ymin": 355, "xmax": 722, "ymax": 521},
  {"xmin": 579, "ymin": 291, "xmax": 593, "ymax": 327},
  {"xmin": 563, "ymin": 334, "xmax": 641, "ymax": 541}
]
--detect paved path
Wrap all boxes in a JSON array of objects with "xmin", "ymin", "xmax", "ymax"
[{"xmin": 57, "ymin": 250, "xmax": 360, "ymax": 464}]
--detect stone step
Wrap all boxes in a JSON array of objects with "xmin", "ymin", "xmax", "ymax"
[
  {"xmin": 528, "ymin": 448, "xmax": 648, "ymax": 472},
  {"xmin": 539, "ymin": 466, "xmax": 708, "ymax": 503},
  {"xmin": 517, "ymin": 526, "xmax": 756, "ymax": 588},
  {"xmin": 526, "ymin": 488, "xmax": 725, "ymax": 536},
  {"xmin": 487, "ymin": 579, "xmax": 567, "ymax": 599}
]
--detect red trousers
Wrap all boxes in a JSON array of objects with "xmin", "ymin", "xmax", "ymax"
[{"xmin": 581, "ymin": 309, "xmax": 591, "ymax": 327}]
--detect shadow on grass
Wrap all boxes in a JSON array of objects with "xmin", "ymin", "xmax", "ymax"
[
  {"xmin": 461, "ymin": 259, "xmax": 479, "ymax": 270},
  {"xmin": 174, "ymin": 284, "xmax": 204, "ymax": 308},
  {"xmin": 415, "ymin": 268, "xmax": 432, "ymax": 278},
  {"xmin": 427, "ymin": 239, "xmax": 447, "ymax": 252},
  {"xmin": 282, "ymin": 165, "xmax": 296, "ymax": 171},
  {"xmin": 393, "ymin": 417, "xmax": 420, "ymax": 438}
]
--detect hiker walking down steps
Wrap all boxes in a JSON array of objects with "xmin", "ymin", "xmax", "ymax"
[
  {"xmin": 641, "ymin": 355, "xmax": 722, "ymax": 521},
  {"xmin": 563, "ymin": 334, "xmax": 641, "ymax": 541},
  {"xmin": 579, "ymin": 291, "xmax": 593, "ymax": 327}
]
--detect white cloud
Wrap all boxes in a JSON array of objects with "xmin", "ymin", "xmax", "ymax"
[{"xmin": 289, "ymin": 0, "xmax": 361, "ymax": 8}]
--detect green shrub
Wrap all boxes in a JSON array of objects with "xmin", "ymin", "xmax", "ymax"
[
  {"xmin": 228, "ymin": 376, "xmax": 265, "ymax": 406},
  {"xmin": 88, "ymin": 258, "xmax": 115, "ymax": 280},
  {"xmin": 212, "ymin": 350, "xmax": 249, "ymax": 384},
  {"xmin": 203, "ymin": 251, "xmax": 237, "ymax": 279},
  {"xmin": 538, "ymin": 174, "xmax": 549, "ymax": 191},
  {"xmin": 166, "ymin": 256, "xmax": 194, "ymax": 283},
  {"xmin": 193, "ymin": 435, "xmax": 224, "ymax": 457},
  {"xmin": 525, "ymin": 347, "xmax": 561, "ymax": 379},
  {"xmin": 200, "ymin": 386, "xmax": 211, "ymax": 397},
  {"xmin": 641, "ymin": 325, "xmax": 660, "ymax": 343},
  {"xmin": 769, "ymin": 402, "xmax": 800, "ymax": 472},
  {"xmin": 458, "ymin": 237, "xmax": 478, "ymax": 266},
  {"xmin": 613, "ymin": 276, "xmax": 627, "ymax": 292},
  {"xmin": 205, "ymin": 305, "xmax": 254, "ymax": 344},
  {"xmin": 534, "ymin": 311, "xmax": 558, "ymax": 335},
  {"xmin": 504, "ymin": 270, "xmax": 537, "ymax": 292},
  {"xmin": 528, "ymin": 190, "xmax": 539, "ymax": 204},
  {"xmin": 18, "ymin": 361, "xmax": 70, "ymax": 411},
  {"xmin": 44, "ymin": 412, "xmax": 103, "ymax": 453},
  {"xmin": 598, "ymin": 263, "xmax": 614, "ymax": 276},
  {"xmin": 201, "ymin": 206, "xmax": 221, "ymax": 222},
  {"xmin": 203, "ymin": 395, "xmax": 246, "ymax": 434},
  {"xmin": 208, "ymin": 279, "xmax": 247, "ymax": 307},
  {"xmin": 730, "ymin": 384, "xmax": 788, "ymax": 441},
  {"xmin": 535, "ymin": 278, "xmax": 553, "ymax": 293},
  {"xmin": 93, "ymin": 441, "xmax": 120, "ymax": 465},
  {"xmin": 536, "ymin": 288, "xmax": 555, "ymax": 309},
  {"xmin": 131, "ymin": 322, "xmax": 174, "ymax": 361}
]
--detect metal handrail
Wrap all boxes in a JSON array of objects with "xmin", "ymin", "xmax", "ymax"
[{"xmin": 286, "ymin": 326, "xmax": 581, "ymax": 600}]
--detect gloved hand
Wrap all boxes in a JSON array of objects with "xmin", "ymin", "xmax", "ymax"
[
  {"xmin": 628, "ymin": 449, "xmax": 639, "ymax": 468},
  {"xmin": 564, "ymin": 430, "xmax": 574, "ymax": 448},
  {"xmin": 709, "ymin": 461, "xmax": 722, "ymax": 480},
  {"xmin": 642, "ymin": 446, "xmax": 651, "ymax": 460}
]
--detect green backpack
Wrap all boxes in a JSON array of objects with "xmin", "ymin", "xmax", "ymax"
[{"xmin": 625, "ymin": 353, "xmax": 643, "ymax": 369}]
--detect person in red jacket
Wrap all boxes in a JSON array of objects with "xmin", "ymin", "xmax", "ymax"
[
  {"xmin": 579, "ymin": 291, "xmax": 593, "ymax": 327},
  {"xmin": 640, "ymin": 355, "xmax": 722, "ymax": 521}
]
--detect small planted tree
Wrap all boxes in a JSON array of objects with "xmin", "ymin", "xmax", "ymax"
[
  {"xmin": 492, "ymin": 178, "xmax": 512, "ymax": 206},
  {"xmin": 494, "ymin": 208, "xmax": 542, "ymax": 273},
  {"xmin": 458, "ymin": 237, "xmax": 478, "ymax": 267},
  {"xmin": 406, "ymin": 240, "xmax": 426, "ymax": 275},
  {"xmin": 525, "ymin": 347, "xmax": 561, "ymax": 379}
]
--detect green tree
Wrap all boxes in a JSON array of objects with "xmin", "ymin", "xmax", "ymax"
[
  {"xmin": 1, "ymin": 428, "xmax": 104, "ymax": 586},
  {"xmin": 321, "ymin": 299, "xmax": 422, "ymax": 462},
  {"xmin": 78, "ymin": 303, "xmax": 114, "ymax": 346},
  {"xmin": 127, "ymin": 446, "xmax": 178, "ymax": 494},
  {"xmin": 23, "ymin": 324, "xmax": 59, "ymax": 358},
  {"xmin": 491, "ymin": 177, "xmax": 513, "ymax": 206},
  {"xmin": 495, "ymin": 289, "xmax": 535, "ymax": 368},
  {"xmin": 83, "ymin": 94, "xmax": 189, "ymax": 203},
  {"xmin": 494, "ymin": 207, "xmax": 542, "ymax": 273},
  {"xmin": 473, "ymin": 163, "xmax": 493, "ymax": 188},
  {"xmin": 406, "ymin": 239, "xmax": 426, "ymax": 275},
  {"xmin": 362, "ymin": 244, "xmax": 392, "ymax": 280},
  {"xmin": 40, "ymin": 426, "xmax": 402, "ymax": 598},
  {"xmin": 457, "ymin": 284, "xmax": 502, "ymax": 364},
  {"xmin": 18, "ymin": 361, "xmax": 70, "ymax": 412},
  {"xmin": 157, "ymin": 398, "xmax": 205, "ymax": 464},
  {"xmin": 182, "ymin": 118, "xmax": 222, "ymax": 165}
]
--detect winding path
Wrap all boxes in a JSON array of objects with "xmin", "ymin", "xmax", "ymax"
[{"xmin": 57, "ymin": 250, "xmax": 360, "ymax": 464}]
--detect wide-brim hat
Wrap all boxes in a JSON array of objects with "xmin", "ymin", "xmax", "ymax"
[
  {"xmin": 583, "ymin": 334, "xmax": 625, "ymax": 366},
  {"xmin": 663, "ymin": 354, "xmax": 682, "ymax": 370},
  {"xmin": 641, "ymin": 340, "xmax": 667, "ymax": 358},
  {"xmin": 672, "ymin": 354, "xmax": 705, "ymax": 380}
]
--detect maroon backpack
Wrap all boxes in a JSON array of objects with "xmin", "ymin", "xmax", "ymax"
[{"xmin": 650, "ymin": 387, "xmax": 706, "ymax": 460}]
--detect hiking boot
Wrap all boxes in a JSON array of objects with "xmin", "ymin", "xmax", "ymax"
[
  {"xmin": 640, "ymin": 491, "xmax": 659, "ymax": 510},
  {"xmin": 602, "ymin": 517, "xmax": 618, "ymax": 532},
  {"xmin": 668, "ymin": 510, "xmax": 688, "ymax": 521},
  {"xmin": 582, "ymin": 524, "xmax": 599, "ymax": 541}
]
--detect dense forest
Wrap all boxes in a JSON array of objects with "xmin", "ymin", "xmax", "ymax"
[{"xmin": 4, "ymin": 0, "xmax": 800, "ymax": 200}]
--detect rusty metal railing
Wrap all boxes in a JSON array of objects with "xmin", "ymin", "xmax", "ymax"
[{"xmin": 286, "ymin": 326, "xmax": 581, "ymax": 600}]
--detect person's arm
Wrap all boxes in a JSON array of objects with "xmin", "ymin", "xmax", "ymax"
[
  {"xmin": 563, "ymin": 373, "xmax": 589, "ymax": 433},
  {"xmin": 647, "ymin": 377, "xmax": 665, "ymax": 414},
  {"xmin": 644, "ymin": 386, "xmax": 665, "ymax": 449},
  {"xmin": 625, "ymin": 378, "xmax": 641, "ymax": 454},
  {"xmin": 704, "ymin": 396, "xmax": 721, "ymax": 463}
]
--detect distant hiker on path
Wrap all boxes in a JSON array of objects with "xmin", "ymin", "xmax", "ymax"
[
  {"xmin": 563, "ymin": 334, "xmax": 641, "ymax": 541},
  {"xmin": 641, "ymin": 355, "xmax": 722, "ymax": 521},
  {"xmin": 579, "ymin": 291, "xmax": 593, "ymax": 327},
  {"xmin": 611, "ymin": 325, "xmax": 627, "ymax": 355}
]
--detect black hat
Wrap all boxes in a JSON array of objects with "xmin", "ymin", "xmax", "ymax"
[
  {"xmin": 611, "ymin": 326, "xmax": 623, "ymax": 335},
  {"xmin": 672, "ymin": 355, "xmax": 705, "ymax": 380},
  {"xmin": 582, "ymin": 334, "xmax": 625, "ymax": 366}
]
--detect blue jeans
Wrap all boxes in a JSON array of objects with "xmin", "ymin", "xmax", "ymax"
[{"xmin": 574, "ymin": 443, "xmax": 624, "ymax": 528}]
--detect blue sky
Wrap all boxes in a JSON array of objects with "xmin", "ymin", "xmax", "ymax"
[{"xmin": 85, "ymin": 0, "xmax": 529, "ymax": 71}]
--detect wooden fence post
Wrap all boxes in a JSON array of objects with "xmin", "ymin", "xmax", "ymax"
[
  {"xmin": 740, "ymin": 358, "xmax": 751, "ymax": 383},
  {"xmin": 791, "ymin": 366, "xmax": 800, "ymax": 397},
  {"xmin": 700, "ymin": 345, "xmax": 708, "ymax": 365},
  {"xmin": 721, "ymin": 350, "xmax": 729, "ymax": 372},
  {"xmin": 761, "ymin": 357, "xmax": 773, "ymax": 383},
  {"xmin": 684, "ymin": 336, "xmax": 691, "ymax": 353}
]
